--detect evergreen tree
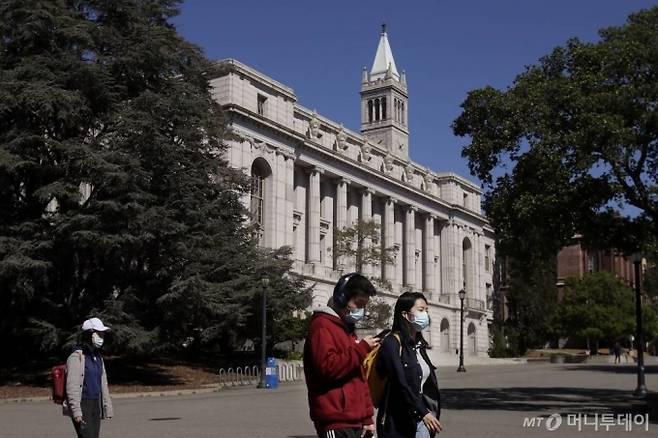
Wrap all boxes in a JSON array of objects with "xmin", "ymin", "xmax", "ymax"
[{"xmin": 0, "ymin": 0, "xmax": 308, "ymax": 362}]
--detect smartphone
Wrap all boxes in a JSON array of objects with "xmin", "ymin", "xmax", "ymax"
[{"xmin": 375, "ymin": 329, "xmax": 391, "ymax": 339}]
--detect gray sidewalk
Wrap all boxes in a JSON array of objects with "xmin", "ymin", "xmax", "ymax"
[{"xmin": 0, "ymin": 363, "xmax": 655, "ymax": 437}]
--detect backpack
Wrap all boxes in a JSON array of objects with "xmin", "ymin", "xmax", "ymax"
[
  {"xmin": 52, "ymin": 351, "xmax": 82, "ymax": 404},
  {"xmin": 51, "ymin": 364, "xmax": 67, "ymax": 404},
  {"xmin": 363, "ymin": 332, "xmax": 401, "ymax": 408}
]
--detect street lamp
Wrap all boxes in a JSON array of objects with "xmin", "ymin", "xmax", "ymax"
[
  {"xmin": 257, "ymin": 277, "xmax": 271, "ymax": 389},
  {"xmin": 457, "ymin": 289, "xmax": 466, "ymax": 373},
  {"xmin": 631, "ymin": 252, "xmax": 647, "ymax": 397}
]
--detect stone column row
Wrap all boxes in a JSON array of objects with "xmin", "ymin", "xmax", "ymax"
[{"xmin": 301, "ymin": 167, "xmax": 452, "ymax": 296}]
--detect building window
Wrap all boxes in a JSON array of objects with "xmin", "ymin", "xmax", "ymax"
[
  {"xmin": 381, "ymin": 97, "xmax": 387, "ymax": 120},
  {"xmin": 257, "ymin": 94, "xmax": 267, "ymax": 116},
  {"xmin": 250, "ymin": 171, "xmax": 265, "ymax": 226},
  {"xmin": 401, "ymin": 102, "xmax": 405, "ymax": 125},
  {"xmin": 463, "ymin": 192, "xmax": 468, "ymax": 207},
  {"xmin": 368, "ymin": 100, "xmax": 373, "ymax": 122},
  {"xmin": 374, "ymin": 98, "xmax": 380, "ymax": 121},
  {"xmin": 463, "ymin": 238, "xmax": 472, "ymax": 293},
  {"xmin": 485, "ymin": 245, "xmax": 491, "ymax": 272}
]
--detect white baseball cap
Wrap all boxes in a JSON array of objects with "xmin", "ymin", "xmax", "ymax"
[{"xmin": 81, "ymin": 317, "xmax": 110, "ymax": 332}]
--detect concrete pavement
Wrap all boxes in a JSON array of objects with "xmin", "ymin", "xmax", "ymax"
[{"xmin": 1, "ymin": 362, "xmax": 656, "ymax": 437}]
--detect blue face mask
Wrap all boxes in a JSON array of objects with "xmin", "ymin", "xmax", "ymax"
[
  {"xmin": 343, "ymin": 307, "xmax": 365, "ymax": 324},
  {"xmin": 412, "ymin": 311, "xmax": 430, "ymax": 331}
]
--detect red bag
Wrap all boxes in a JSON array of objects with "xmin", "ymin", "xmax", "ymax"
[{"xmin": 51, "ymin": 364, "xmax": 66, "ymax": 404}]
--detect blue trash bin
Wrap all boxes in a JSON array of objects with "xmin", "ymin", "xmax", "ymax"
[{"xmin": 265, "ymin": 357, "xmax": 278, "ymax": 389}]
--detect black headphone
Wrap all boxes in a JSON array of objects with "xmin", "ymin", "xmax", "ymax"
[{"xmin": 334, "ymin": 272, "xmax": 358, "ymax": 308}]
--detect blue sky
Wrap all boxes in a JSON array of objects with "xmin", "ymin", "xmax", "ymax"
[{"xmin": 173, "ymin": 0, "xmax": 655, "ymax": 185}]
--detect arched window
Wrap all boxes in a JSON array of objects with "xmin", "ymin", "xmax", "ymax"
[
  {"xmin": 374, "ymin": 98, "xmax": 380, "ymax": 121},
  {"xmin": 440, "ymin": 318, "xmax": 450, "ymax": 353},
  {"xmin": 250, "ymin": 159, "xmax": 272, "ymax": 234},
  {"xmin": 368, "ymin": 100, "xmax": 373, "ymax": 123},
  {"xmin": 468, "ymin": 323, "xmax": 477, "ymax": 355},
  {"xmin": 381, "ymin": 97, "xmax": 387, "ymax": 120},
  {"xmin": 251, "ymin": 165, "xmax": 265, "ymax": 227},
  {"xmin": 462, "ymin": 238, "xmax": 472, "ymax": 294},
  {"xmin": 401, "ymin": 102, "xmax": 406, "ymax": 125}
]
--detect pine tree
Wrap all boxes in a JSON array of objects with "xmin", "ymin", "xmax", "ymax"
[{"xmin": 0, "ymin": 0, "xmax": 308, "ymax": 362}]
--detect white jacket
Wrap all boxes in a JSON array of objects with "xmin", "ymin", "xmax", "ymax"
[{"xmin": 62, "ymin": 350, "xmax": 114, "ymax": 419}]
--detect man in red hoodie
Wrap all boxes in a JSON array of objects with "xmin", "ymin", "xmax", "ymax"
[{"xmin": 304, "ymin": 272, "xmax": 381, "ymax": 438}]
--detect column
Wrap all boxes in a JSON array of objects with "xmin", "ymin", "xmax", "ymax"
[
  {"xmin": 360, "ymin": 188, "xmax": 373, "ymax": 275},
  {"xmin": 321, "ymin": 181, "xmax": 334, "ymax": 270},
  {"xmin": 423, "ymin": 215, "xmax": 435, "ymax": 295},
  {"xmin": 404, "ymin": 206, "xmax": 416, "ymax": 287},
  {"xmin": 307, "ymin": 167, "xmax": 322, "ymax": 264},
  {"xmin": 285, "ymin": 154, "xmax": 295, "ymax": 247},
  {"xmin": 384, "ymin": 197, "xmax": 396, "ymax": 284},
  {"xmin": 335, "ymin": 178, "xmax": 349, "ymax": 270},
  {"xmin": 440, "ymin": 220, "xmax": 456, "ymax": 295},
  {"xmin": 274, "ymin": 151, "xmax": 288, "ymax": 248}
]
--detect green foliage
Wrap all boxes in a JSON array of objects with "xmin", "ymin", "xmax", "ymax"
[
  {"xmin": 334, "ymin": 219, "xmax": 395, "ymax": 329},
  {"xmin": 0, "ymin": 0, "xmax": 309, "ymax": 362},
  {"xmin": 643, "ymin": 240, "xmax": 658, "ymax": 299},
  {"xmin": 453, "ymin": 7, "xmax": 658, "ymax": 256},
  {"xmin": 334, "ymin": 219, "xmax": 397, "ymax": 271},
  {"xmin": 558, "ymin": 272, "xmax": 636, "ymax": 344},
  {"xmin": 488, "ymin": 324, "xmax": 520, "ymax": 358},
  {"xmin": 360, "ymin": 296, "xmax": 393, "ymax": 331},
  {"xmin": 504, "ymin": 256, "xmax": 559, "ymax": 354}
]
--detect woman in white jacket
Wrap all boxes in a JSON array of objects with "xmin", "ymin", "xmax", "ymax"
[{"xmin": 64, "ymin": 317, "xmax": 114, "ymax": 438}]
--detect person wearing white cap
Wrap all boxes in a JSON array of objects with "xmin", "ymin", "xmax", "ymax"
[{"xmin": 63, "ymin": 317, "xmax": 114, "ymax": 438}]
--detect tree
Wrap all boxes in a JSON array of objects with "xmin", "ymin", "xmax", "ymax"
[
  {"xmin": 334, "ymin": 219, "xmax": 397, "ymax": 330},
  {"xmin": 503, "ymin": 255, "xmax": 559, "ymax": 354},
  {"xmin": 558, "ymin": 272, "xmax": 639, "ymax": 351},
  {"xmin": 334, "ymin": 219, "xmax": 397, "ymax": 273},
  {"xmin": 0, "ymin": 0, "xmax": 304, "ymax": 362},
  {"xmin": 452, "ymin": 7, "xmax": 658, "ymax": 257}
]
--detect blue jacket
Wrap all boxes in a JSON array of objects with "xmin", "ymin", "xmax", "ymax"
[{"xmin": 376, "ymin": 332, "xmax": 441, "ymax": 438}]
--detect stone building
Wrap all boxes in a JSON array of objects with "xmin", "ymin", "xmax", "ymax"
[{"xmin": 210, "ymin": 27, "xmax": 496, "ymax": 361}]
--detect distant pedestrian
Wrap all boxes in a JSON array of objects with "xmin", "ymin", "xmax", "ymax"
[
  {"xmin": 303, "ymin": 273, "xmax": 380, "ymax": 438},
  {"xmin": 64, "ymin": 317, "xmax": 113, "ymax": 438},
  {"xmin": 377, "ymin": 292, "xmax": 443, "ymax": 438},
  {"xmin": 613, "ymin": 342, "xmax": 621, "ymax": 364}
]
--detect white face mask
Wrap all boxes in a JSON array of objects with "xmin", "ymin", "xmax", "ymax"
[{"xmin": 92, "ymin": 332, "xmax": 104, "ymax": 348}]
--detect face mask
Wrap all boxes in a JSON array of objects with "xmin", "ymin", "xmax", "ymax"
[
  {"xmin": 343, "ymin": 307, "xmax": 365, "ymax": 324},
  {"xmin": 92, "ymin": 332, "xmax": 104, "ymax": 349},
  {"xmin": 411, "ymin": 311, "xmax": 430, "ymax": 331}
]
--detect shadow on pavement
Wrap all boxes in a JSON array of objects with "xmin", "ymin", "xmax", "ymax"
[
  {"xmin": 442, "ymin": 386, "xmax": 655, "ymax": 422},
  {"xmin": 562, "ymin": 365, "xmax": 658, "ymax": 374}
]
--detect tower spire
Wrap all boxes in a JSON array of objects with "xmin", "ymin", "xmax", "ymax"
[{"xmin": 370, "ymin": 24, "xmax": 399, "ymax": 81}]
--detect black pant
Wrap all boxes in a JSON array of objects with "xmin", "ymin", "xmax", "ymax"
[
  {"xmin": 320, "ymin": 428, "xmax": 362, "ymax": 438},
  {"xmin": 72, "ymin": 399, "xmax": 101, "ymax": 438}
]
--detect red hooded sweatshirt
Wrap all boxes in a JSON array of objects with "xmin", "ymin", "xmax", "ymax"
[{"xmin": 303, "ymin": 306, "xmax": 374, "ymax": 433}]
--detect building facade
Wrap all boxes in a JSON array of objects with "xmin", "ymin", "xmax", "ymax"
[
  {"xmin": 557, "ymin": 235, "xmax": 639, "ymax": 299},
  {"xmin": 210, "ymin": 28, "xmax": 496, "ymax": 361}
]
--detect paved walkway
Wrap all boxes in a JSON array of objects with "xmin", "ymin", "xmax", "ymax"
[{"xmin": 0, "ymin": 363, "xmax": 656, "ymax": 437}]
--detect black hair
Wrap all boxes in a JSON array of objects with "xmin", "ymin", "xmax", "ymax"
[
  {"xmin": 392, "ymin": 291, "xmax": 429, "ymax": 346},
  {"xmin": 332, "ymin": 272, "xmax": 377, "ymax": 308}
]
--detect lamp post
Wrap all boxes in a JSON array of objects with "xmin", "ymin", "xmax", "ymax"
[
  {"xmin": 257, "ymin": 277, "xmax": 270, "ymax": 389},
  {"xmin": 457, "ymin": 289, "xmax": 466, "ymax": 372},
  {"xmin": 631, "ymin": 252, "xmax": 647, "ymax": 397}
]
